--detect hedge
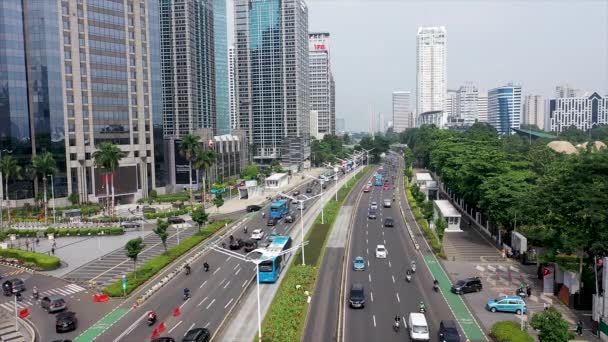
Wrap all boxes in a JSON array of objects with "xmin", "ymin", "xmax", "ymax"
[
  {"xmin": 490, "ymin": 320, "xmax": 534, "ymax": 342},
  {"xmin": 103, "ymin": 218, "xmax": 232, "ymax": 297},
  {"xmin": 143, "ymin": 207, "xmax": 190, "ymax": 220},
  {"xmin": 404, "ymin": 176, "xmax": 445, "ymax": 257},
  {"xmin": 0, "ymin": 248, "xmax": 61, "ymax": 270},
  {"xmin": 138, "ymin": 192, "xmax": 189, "ymax": 204},
  {"xmin": 261, "ymin": 166, "xmax": 372, "ymax": 341},
  {"xmin": 0, "ymin": 227, "xmax": 123, "ymax": 240}
]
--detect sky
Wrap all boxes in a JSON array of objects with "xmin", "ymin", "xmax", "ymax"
[{"xmin": 229, "ymin": 0, "xmax": 608, "ymax": 133}]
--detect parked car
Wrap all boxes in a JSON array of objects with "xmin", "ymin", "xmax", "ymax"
[
  {"xmin": 41, "ymin": 295, "xmax": 67, "ymax": 313},
  {"xmin": 349, "ymin": 283, "xmax": 365, "ymax": 308},
  {"xmin": 306, "ymin": 188, "xmax": 312, "ymax": 193},
  {"xmin": 251, "ymin": 229, "xmax": 265, "ymax": 240},
  {"xmin": 370, "ymin": 201, "xmax": 378, "ymax": 210},
  {"xmin": 55, "ymin": 311, "xmax": 78, "ymax": 333},
  {"xmin": 451, "ymin": 277, "xmax": 482, "ymax": 295},
  {"xmin": 266, "ymin": 218, "xmax": 278, "ymax": 226},
  {"xmin": 383, "ymin": 199, "xmax": 392, "ymax": 208},
  {"xmin": 182, "ymin": 328, "xmax": 211, "ymax": 342},
  {"xmin": 367, "ymin": 209, "xmax": 377, "ymax": 219},
  {"xmin": 2, "ymin": 279, "xmax": 25, "ymax": 296},
  {"xmin": 285, "ymin": 214, "xmax": 295, "ymax": 223},
  {"xmin": 375, "ymin": 245, "xmax": 387, "ymax": 258},
  {"xmin": 486, "ymin": 295, "xmax": 527, "ymax": 314},
  {"xmin": 438, "ymin": 320, "xmax": 461, "ymax": 342},
  {"xmin": 383, "ymin": 217, "xmax": 394, "ymax": 227},
  {"xmin": 353, "ymin": 256, "xmax": 366, "ymax": 271},
  {"xmin": 246, "ymin": 205, "xmax": 262, "ymax": 212},
  {"xmin": 167, "ymin": 216, "xmax": 185, "ymax": 224},
  {"xmin": 151, "ymin": 338, "xmax": 176, "ymax": 342}
]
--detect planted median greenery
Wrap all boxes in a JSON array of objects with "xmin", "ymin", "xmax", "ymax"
[
  {"xmin": 0, "ymin": 227, "xmax": 124, "ymax": 240},
  {"xmin": 0, "ymin": 249, "xmax": 60, "ymax": 270},
  {"xmin": 260, "ymin": 166, "xmax": 371, "ymax": 342},
  {"xmin": 103, "ymin": 218, "xmax": 232, "ymax": 297},
  {"xmin": 404, "ymin": 174, "xmax": 445, "ymax": 257}
]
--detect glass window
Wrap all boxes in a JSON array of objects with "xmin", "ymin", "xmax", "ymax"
[
  {"xmin": 62, "ymin": 5, "xmax": 68, "ymax": 15},
  {"xmin": 66, "ymin": 79, "xmax": 73, "ymax": 88},
  {"xmin": 65, "ymin": 64, "xmax": 72, "ymax": 74},
  {"xmin": 67, "ymin": 108, "xmax": 75, "ymax": 117},
  {"xmin": 64, "ymin": 35, "xmax": 71, "ymax": 44},
  {"xmin": 64, "ymin": 50, "xmax": 71, "ymax": 59},
  {"xmin": 63, "ymin": 19, "xmax": 70, "ymax": 29}
]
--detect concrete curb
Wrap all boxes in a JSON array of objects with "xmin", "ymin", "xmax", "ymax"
[
  {"xmin": 19, "ymin": 317, "xmax": 36, "ymax": 342},
  {"xmin": 0, "ymin": 261, "xmax": 35, "ymax": 274}
]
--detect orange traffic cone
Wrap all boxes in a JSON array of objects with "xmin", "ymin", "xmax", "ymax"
[
  {"xmin": 158, "ymin": 321, "xmax": 166, "ymax": 332},
  {"xmin": 173, "ymin": 307, "xmax": 181, "ymax": 317}
]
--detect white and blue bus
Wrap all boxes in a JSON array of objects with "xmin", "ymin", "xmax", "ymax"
[{"xmin": 257, "ymin": 235, "xmax": 293, "ymax": 283}]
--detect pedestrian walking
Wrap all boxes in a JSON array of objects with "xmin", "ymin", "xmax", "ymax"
[
  {"xmin": 51, "ymin": 247, "xmax": 55, "ymax": 255},
  {"xmin": 25, "ymin": 239, "xmax": 29, "ymax": 251},
  {"xmin": 526, "ymin": 286, "xmax": 532, "ymax": 297},
  {"xmin": 35, "ymin": 238, "xmax": 39, "ymax": 246},
  {"xmin": 576, "ymin": 320, "xmax": 583, "ymax": 336}
]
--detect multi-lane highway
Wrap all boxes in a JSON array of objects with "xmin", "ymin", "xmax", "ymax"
[
  {"xmin": 93, "ymin": 177, "xmax": 332, "ymax": 341},
  {"xmin": 343, "ymin": 154, "xmax": 457, "ymax": 341}
]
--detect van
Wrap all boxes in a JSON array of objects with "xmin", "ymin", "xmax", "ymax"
[
  {"xmin": 41, "ymin": 295, "xmax": 67, "ymax": 313},
  {"xmin": 2, "ymin": 279, "xmax": 25, "ymax": 296},
  {"xmin": 408, "ymin": 312, "xmax": 430, "ymax": 341}
]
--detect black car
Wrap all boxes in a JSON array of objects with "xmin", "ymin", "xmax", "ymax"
[
  {"xmin": 266, "ymin": 218, "xmax": 278, "ymax": 226},
  {"xmin": 2, "ymin": 279, "xmax": 25, "ymax": 296},
  {"xmin": 349, "ymin": 283, "xmax": 365, "ymax": 308},
  {"xmin": 451, "ymin": 277, "xmax": 482, "ymax": 294},
  {"xmin": 246, "ymin": 205, "xmax": 262, "ymax": 212},
  {"xmin": 182, "ymin": 328, "xmax": 211, "ymax": 342},
  {"xmin": 438, "ymin": 320, "xmax": 461, "ymax": 342},
  {"xmin": 243, "ymin": 240, "xmax": 257, "ymax": 253},
  {"xmin": 229, "ymin": 238, "xmax": 244, "ymax": 250},
  {"xmin": 167, "ymin": 216, "xmax": 185, "ymax": 224},
  {"xmin": 285, "ymin": 214, "xmax": 295, "ymax": 223},
  {"xmin": 55, "ymin": 311, "xmax": 77, "ymax": 333},
  {"xmin": 383, "ymin": 217, "xmax": 394, "ymax": 227},
  {"xmin": 306, "ymin": 188, "xmax": 312, "ymax": 193},
  {"xmin": 151, "ymin": 338, "xmax": 176, "ymax": 342}
]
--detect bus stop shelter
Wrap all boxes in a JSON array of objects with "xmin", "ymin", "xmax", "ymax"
[
  {"xmin": 414, "ymin": 172, "xmax": 433, "ymax": 186},
  {"xmin": 265, "ymin": 173, "xmax": 288, "ymax": 189},
  {"xmin": 433, "ymin": 200, "xmax": 462, "ymax": 232}
]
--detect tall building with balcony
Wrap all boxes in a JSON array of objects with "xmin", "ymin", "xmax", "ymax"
[
  {"xmin": 416, "ymin": 26, "xmax": 447, "ymax": 118},
  {"xmin": 214, "ymin": 0, "xmax": 230, "ymax": 135},
  {"xmin": 234, "ymin": 0, "xmax": 310, "ymax": 168},
  {"xmin": 392, "ymin": 91, "xmax": 412, "ymax": 132},
  {"xmin": 309, "ymin": 32, "xmax": 334, "ymax": 137},
  {"xmin": 488, "ymin": 84, "xmax": 522, "ymax": 135},
  {"xmin": 549, "ymin": 93, "xmax": 608, "ymax": 132},
  {"xmin": 477, "ymin": 93, "xmax": 488, "ymax": 123},
  {"xmin": 523, "ymin": 95, "xmax": 546, "ymax": 130}
]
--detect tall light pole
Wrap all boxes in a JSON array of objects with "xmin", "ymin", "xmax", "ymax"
[
  {"xmin": 49, "ymin": 174, "xmax": 56, "ymax": 225},
  {"xmin": 0, "ymin": 149, "xmax": 13, "ymax": 228},
  {"xmin": 279, "ymin": 192, "xmax": 321, "ymax": 265},
  {"xmin": 211, "ymin": 242, "xmax": 307, "ymax": 342},
  {"xmin": 304, "ymin": 173, "xmax": 336, "ymax": 224}
]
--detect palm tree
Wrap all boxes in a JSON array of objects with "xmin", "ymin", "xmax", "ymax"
[
  {"xmin": 179, "ymin": 134, "xmax": 200, "ymax": 205},
  {"xmin": 0, "ymin": 155, "xmax": 22, "ymax": 227},
  {"xmin": 192, "ymin": 146, "xmax": 216, "ymax": 205},
  {"xmin": 28, "ymin": 152, "xmax": 57, "ymax": 223},
  {"xmin": 93, "ymin": 142, "xmax": 127, "ymax": 216}
]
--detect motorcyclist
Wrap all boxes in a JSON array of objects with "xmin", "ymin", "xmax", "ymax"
[
  {"xmin": 183, "ymin": 288, "xmax": 190, "ymax": 299},
  {"xmin": 433, "ymin": 279, "xmax": 439, "ymax": 291},
  {"xmin": 394, "ymin": 315, "xmax": 401, "ymax": 331},
  {"xmin": 418, "ymin": 301, "xmax": 426, "ymax": 312},
  {"xmin": 185, "ymin": 264, "xmax": 191, "ymax": 275},
  {"xmin": 32, "ymin": 286, "xmax": 39, "ymax": 299},
  {"xmin": 262, "ymin": 212, "xmax": 266, "ymax": 218},
  {"xmin": 203, "ymin": 261, "xmax": 209, "ymax": 272},
  {"xmin": 405, "ymin": 269, "xmax": 412, "ymax": 282},
  {"xmin": 148, "ymin": 311, "xmax": 157, "ymax": 324}
]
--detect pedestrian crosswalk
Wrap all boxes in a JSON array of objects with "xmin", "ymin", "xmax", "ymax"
[
  {"xmin": 1, "ymin": 269, "xmax": 26, "ymax": 277},
  {"xmin": 0, "ymin": 284, "xmax": 86, "ymax": 313}
]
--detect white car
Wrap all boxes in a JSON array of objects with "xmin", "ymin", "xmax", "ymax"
[
  {"xmin": 251, "ymin": 229, "xmax": 265, "ymax": 240},
  {"xmin": 375, "ymin": 245, "xmax": 387, "ymax": 258},
  {"xmin": 383, "ymin": 199, "xmax": 392, "ymax": 208},
  {"xmin": 370, "ymin": 202, "xmax": 378, "ymax": 210}
]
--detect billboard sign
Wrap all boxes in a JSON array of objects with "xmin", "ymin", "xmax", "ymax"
[{"xmin": 174, "ymin": 140, "xmax": 197, "ymax": 185}]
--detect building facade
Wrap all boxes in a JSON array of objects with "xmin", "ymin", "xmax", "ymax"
[
  {"xmin": 488, "ymin": 84, "xmax": 522, "ymax": 135},
  {"xmin": 417, "ymin": 110, "xmax": 446, "ymax": 128},
  {"xmin": 228, "ymin": 45, "xmax": 237, "ymax": 130},
  {"xmin": 309, "ymin": 32, "xmax": 334, "ymax": 136},
  {"xmin": 444, "ymin": 89, "xmax": 458, "ymax": 119},
  {"xmin": 456, "ymin": 83, "xmax": 479, "ymax": 126},
  {"xmin": 214, "ymin": 0, "xmax": 230, "ymax": 135},
  {"xmin": 549, "ymin": 93, "xmax": 608, "ymax": 132},
  {"xmin": 160, "ymin": 0, "xmax": 216, "ymax": 138},
  {"xmin": 392, "ymin": 91, "xmax": 412, "ymax": 132},
  {"xmin": 477, "ymin": 93, "xmax": 488, "ymax": 123},
  {"xmin": 523, "ymin": 95, "xmax": 546, "ymax": 130},
  {"xmin": 555, "ymin": 84, "xmax": 585, "ymax": 98},
  {"xmin": 310, "ymin": 110, "xmax": 320, "ymax": 139},
  {"xmin": 416, "ymin": 26, "xmax": 447, "ymax": 117},
  {"xmin": 234, "ymin": 0, "xmax": 310, "ymax": 168}
]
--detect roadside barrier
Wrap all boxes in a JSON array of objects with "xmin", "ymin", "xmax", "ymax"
[{"xmin": 18, "ymin": 308, "xmax": 29, "ymax": 318}]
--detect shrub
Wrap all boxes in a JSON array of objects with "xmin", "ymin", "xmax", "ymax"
[
  {"xmin": 530, "ymin": 307, "xmax": 574, "ymax": 342},
  {"xmin": 490, "ymin": 320, "xmax": 534, "ymax": 342},
  {"xmin": 143, "ymin": 208, "xmax": 190, "ymax": 220},
  {"xmin": 0, "ymin": 248, "xmax": 60, "ymax": 270}
]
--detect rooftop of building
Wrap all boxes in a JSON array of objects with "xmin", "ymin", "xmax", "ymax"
[{"xmin": 434, "ymin": 200, "xmax": 461, "ymax": 218}]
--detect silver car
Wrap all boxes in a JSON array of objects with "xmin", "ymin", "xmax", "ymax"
[{"xmin": 383, "ymin": 199, "xmax": 391, "ymax": 208}]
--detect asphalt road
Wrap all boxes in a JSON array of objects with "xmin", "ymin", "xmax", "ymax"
[
  {"xmin": 343, "ymin": 156, "xmax": 457, "ymax": 342},
  {"xmin": 92, "ymin": 178, "xmax": 331, "ymax": 342}
]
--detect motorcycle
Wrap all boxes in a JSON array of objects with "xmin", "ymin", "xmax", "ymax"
[
  {"xmin": 32, "ymin": 290, "xmax": 39, "ymax": 300},
  {"xmin": 147, "ymin": 313, "xmax": 157, "ymax": 326},
  {"xmin": 393, "ymin": 321, "xmax": 400, "ymax": 332},
  {"xmin": 411, "ymin": 264, "xmax": 416, "ymax": 273},
  {"xmin": 433, "ymin": 284, "xmax": 439, "ymax": 292},
  {"xmin": 419, "ymin": 305, "xmax": 426, "ymax": 314},
  {"xmin": 405, "ymin": 274, "xmax": 412, "ymax": 283},
  {"xmin": 204, "ymin": 263, "xmax": 209, "ymax": 272},
  {"xmin": 516, "ymin": 287, "xmax": 527, "ymax": 298},
  {"xmin": 183, "ymin": 293, "xmax": 190, "ymax": 301}
]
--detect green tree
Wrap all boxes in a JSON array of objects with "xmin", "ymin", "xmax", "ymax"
[
  {"xmin": 421, "ymin": 201, "xmax": 434, "ymax": 222},
  {"xmin": 125, "ymin": 237, "xmax": 145, "ymax": 279},
  {"xmin": 191, "ymin": 207, "xmax": 209, "ymax": 232},
  {"xmin": 178, "ymin": 133, "xmax": 201, "ymax": 206},
  {"xmin": 464, "ymin": 122, "xmax": 498, "ymax": 141},
  {"xmin": 530, "ymin": 307, "xmax": 574, "ymax": 342},
  {"xmin": 67, "ymin": 192, "xmax": 80, "ymax": 206},
  {"xmin": 92, "ymin": 142, "xmax": 127, "ymax": 216},
  {"xmin": 435, "ymin": 215, "xmax": 447, "ymax": 241},
  {"xmin": 153, "ymin": 220, "xmax": 169, "ymax": 252},
  {"xmin": 192, "ymin": 146, "xmax": 216, "ymax": 204},
  {"xmin": 28, "ymin": 152, "xmax": 57, "ymax": 223},
  {"xmin": 241, "ymin": 164, "xmax": 259, "ymax": 180},
  {"xmin": 0, "ymin": 155, "xmax": 22, "ymax": 226},
  {"xmin": 212, "ymin": 193, "xmax": 224, "ymax": 212}
]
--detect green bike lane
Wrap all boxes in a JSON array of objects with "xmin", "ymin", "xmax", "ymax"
[
  {"xmin": 74, "ymin": 307, "xmax": 130, "ymax": 342},
  {"xmin": 423, "ymin": 254, "xmax": 487, "ymax": 341}
]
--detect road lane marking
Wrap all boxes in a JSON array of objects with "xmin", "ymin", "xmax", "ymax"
[
  {"xmin": 373, "ymin": 315, "xmax": 376, "ymax": 327},
  {"xmin": 225, "ymin": 297, "xmax": 234, "ymax": 309},
  {"xmin": 366, "ymin": 238, "xmax": 368, "ymax": 245},
  {"xmin": 367, "ymin": 260, "xmax": 370, "ymax": 267},
  {"xmin": 204, "ymin": 322, "xmax": 210, "ymax": 328},
  {"xmin": 235, "ymin": 268, "xmax": 241, "ymax": 276},
  {"xmin": 168, "ymin": 320, "xmax": 182, "ymax": 334},
  {"xmin": 224, "ymin": 280, "xmax": 231, "ymax": 289},
  {"xmin": 200, "ymin": 280, "xmax": 208, "ymax": 288},
  {"xmin": 185, "ymin": 323, "xmax": 195, "ymax": 336},
  {"xmin": 368, "ymin": 274, "xmax": 372, "ymax": 282},
  {"xmin": 197, "ymin": 296, "xmax": 209, "ymax": 307},
  {"xmin": 383, "ymin": 239, "xmax": 386, "ymax": 245},
  {"xmin": 371, "ymin": 291, "xmax": 374, "ymax": 302},
  {"xmin": 219, "ymin": 278, "xmax": 226, "ymax": 286},
  {"xmin": 396, "ymin": 293, "xmax": 400, "ymax": 303},
  {"xmin": 111, "ymin": 312, "xmax": 146, "ymax": 342},
  {"xmin": 242, "ymin": 280, "xmax": 248, "ymax": 287},
  {"xmin": 206, "ymin": 298, "xmax": 216, "ymax": 309},
  {"xmin": 233, "ymin": 263, "xmax": 239, "ymax": 270},
  {"xmin": 180, "ymin": 298, "xmax": 190, "ymax": 309},
  {"xmin": 366, "ymin": 248, "xmax": 369, "ymax": 255},
  {"xmin": 213, "ymin": 267, "xmax": 221, "ymax": 275},
  {"xmin": 392, "ymin": 275, "xmax": 395, "ymax": 283},
  {"xmin": 388, "ymin": 260, "xmax": 392, "ymax": 268}
]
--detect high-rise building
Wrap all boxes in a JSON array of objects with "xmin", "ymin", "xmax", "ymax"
[
  {"xmin": 523, "ymin": 95, "xmax": 546, "ymax": 130},
  {"xmin": 330, "ymin": 74, "xmax": 336, "ymax": 134},
  {"xmin": 228, "ymin": 46, "xmax": 237, "ymax": 130},
  {"xmin": 309, "ymin": 32, "xmax": 334, "ymax": 136},
  {"xmin": 444, "ymin": 89, "xmax": 458, "ymax": 119},
  {"xmin": 555, "ymin": 84, "xmax": 584, "ymax": 98},
  {"xmin": 416, "ymin": 26, "xmax": 447, "ymax": 117},
  {"xmin": 392, "ymin": 91, "xmax": 412, "ymax": 133},
  {"xmin": 310, "ymin": 110, "xmax": 320, "ymax": 139},
  {"xmin": 477, "ymin": 93, "xmax": 488, "ymax": 123},
  {"xmin": 549, "ymin": 93, "xmax": 608, "ymax": 132},
  {"xmin": 160, "ymin": 0, "xmax": 216, "ymax": 138},
  {"xmin": 488, "ymin": 84, "xmax": 522, "ymax": 135},
  {"xmin": 214, "ymin": 0, "xmax": 230, "ymax": 135},
  {"xmin": 234, "ymin": 0, "xmax": 310, "ymax": 167},
  {"xmin": 456, "ymin": 83, "xmax": 479, "ymax": 126}
]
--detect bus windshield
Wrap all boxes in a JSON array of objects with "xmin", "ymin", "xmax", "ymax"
[{"xmin": 259, "ymin": 260, "xmax": 274, "ymax": 272}]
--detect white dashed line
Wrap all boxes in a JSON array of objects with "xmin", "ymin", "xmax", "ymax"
[
  {"xmin": 392, "ymin": 275, "xmax": 395, "ymax": 283},
  {"xmin": 396, "ymin": 293, "xmax": 401, "ymax": 303},
  {"xmin": 199, "ymin": 280, "xmax": 208, "ymax": 289},
  {"xmin": 184, "ymin": 323, "xmax": 195, "ymax": 336},
  {"xmin": 373, "ymin": 315, "xmax": 377, "ymax": 327},
  {"xmin": 179, "ymin": 298, "xmax": 190, "ymax": 309},
  {"xmin": 168, "ymin": 320, "xmax": 182, "ymax": 334},
  {"xmin": 388, "ymin": 260, "xmax": 392, "ymax": 268},
  {"xmin": 366, "ymin": 248, "xmax": 369, "ymax": 255},
  {"xmin": 224, "ymin": 298, "xmax": 234, "ymax": 309},
  {"xmin": 368, "ymin": 274, "xmax": 372, "ymax": 282},
  {"xmin": 235, "ymin": 268, "xmax": 241, "ymax": 276},
  {"xmin": 371, "ymin": 291, "xmax": 374, "ymax": 302},
  {"xmin": 242, "ymin": 280, "xmax": 248, "ymax": 288},
  {"xmin": 366, "ymin": 238, "xmax": 368, "ymax": 245},
  {"xmin": 206, "ymin": 298, "xmax": 216, "ymax": 310},
  {"xmin": 213, "ymin": 267, "xmax": 221, "ymax": 275},
  {"xmin": 233, "ymin": 264, "xmax": 239, "ymax": 270},
  {"xmin": 197, "ymin": 296, "xmax": 209, "ymax": 307},
  {"xmin": 224, "ymin": 280, "xmax": 231, "ymax": 289}
]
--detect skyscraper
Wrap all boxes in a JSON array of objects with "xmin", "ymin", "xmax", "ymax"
[
  {"xmin": 214, "ymin": 0, "xmax": 230, "ymax": 135},
  {"xmin": 444, "ymin": 89, "xmax": 458, "ymax": 118},
  {"xmin": 555, "ymin": 84, "xmax": 584, "ymax": 98},
  {"xmin": 549, "ymin": 93, "xmax": 607, "ymax": 132},
  {"xmin": 160, "ymin": 0, "xmax": 216, "ymax": 138},
  {"xmin": 416, "ymin": 26, "xmax": 447, "ymax": 117},
  {"xmin": 309, "ymin": 32, "xmax": 334, "ymax": 136},
  {"xmin": 456, "ymin": 83, "xmax": 479, "ymax": 126},
  {"xmin": 523, "ymin": 95, "xmax": 546, "ymax": 130},
  {"xmin": 392, "ymin": 91, "xmax": 412, "ymax": 133},
  {"xmin": 488, "ymin": 84, "xmax": 522, "ymax": 135},
  {"xmin": 477, "ymin": 93, "xmax": 488, "ymax": 123},
  {"xmin": 228, "ymin": 46, "xmax": 237, "ymax": 130},
  {"xmin": 234, "ymin": 0, "xmax": 310, "ymax": 167}
]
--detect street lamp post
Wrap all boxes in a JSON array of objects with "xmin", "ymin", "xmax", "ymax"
[
  {"xmin": 49, "ymin": 174, "xmax": 56, "ymax": 225},
  {"xmin": 279, "ymin": 192, "xmax": 321, "ymax": 265},
  {"xmin": 303, "ymin": 173, "xmax": 335, "ymax": 224}
]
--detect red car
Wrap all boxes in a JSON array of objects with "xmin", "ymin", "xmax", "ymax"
[{"xmin": 363, "ymin": 186, "xmax": 370, "ymax": 193}]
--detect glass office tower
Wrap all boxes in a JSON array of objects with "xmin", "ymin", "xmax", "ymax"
[{"xmin": 214, "ymin": 0, "xmax": 230, "ymax": 135}]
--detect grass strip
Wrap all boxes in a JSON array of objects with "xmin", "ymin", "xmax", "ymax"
[
  {"xmin": 103, "ymin": 218, "xmax": 232, "ymax": 297},
  {"xmin": 260, "ymin": 166, "xmax": 372, "ymax": 342},
  {"xmin": 0, "ymin": 248, "xmax": 61, "ymax": 270}
]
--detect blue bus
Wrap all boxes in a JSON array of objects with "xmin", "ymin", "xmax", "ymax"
[
  {"xmin": 269, "ymin": 199, "xmax": 289, "ymax": 219},
  {"xmin": 258, "ymin": 235, "xmax": 293, "ymax": 283},
  {"xmin": 374, "ymin": 173, "xmax": 384, "ymax": 186}
]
